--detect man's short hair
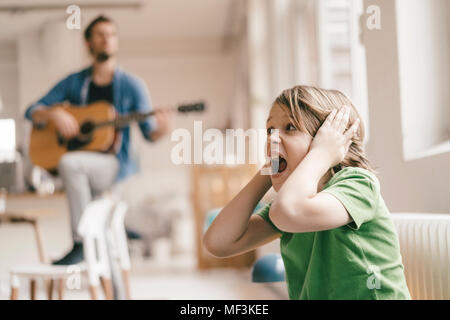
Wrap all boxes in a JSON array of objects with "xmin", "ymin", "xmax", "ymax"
[{"xmin": 84, "ymin": 15, "xmax": 113, "ymax": 41}]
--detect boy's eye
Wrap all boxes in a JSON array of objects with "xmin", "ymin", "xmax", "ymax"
[
  {"xmin": 286, "ymin": 123, "xmax": 296, "ymax": 131},
  {"xmin": 267, "ymin": 127, "xmax": 274, "ymax": 135}
]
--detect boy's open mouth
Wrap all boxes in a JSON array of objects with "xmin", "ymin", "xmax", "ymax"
[{"xmin": 272, "ymin": 156, "xmax": 287, "ymax": 174}]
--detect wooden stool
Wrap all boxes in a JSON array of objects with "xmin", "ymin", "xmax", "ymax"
[
  {"xmin": 8, "ymin": 199, "xmax": 114, "ymax": 300},
  {"xmin": 0, "ymin": 210, "xmax": 51, "ymax": 264}
]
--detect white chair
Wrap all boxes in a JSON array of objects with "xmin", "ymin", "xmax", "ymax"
[
  {"xmin": 9, "ymin": 197, "xmax": 115, "ymax": 300},
  {"xmin": 77, "ymin": 197, "xmax": 115, "ymax": 300},
  {"xmin": 106, "ymin": 201, "xmax": 132, "ymax": 299}
]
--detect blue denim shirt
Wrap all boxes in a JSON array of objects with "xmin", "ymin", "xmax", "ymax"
[{"xmin": 24, "ymin": 66, "xmax": 158, "ymax": 181}]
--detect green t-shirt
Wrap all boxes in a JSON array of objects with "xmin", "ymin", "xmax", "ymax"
[{"xmin": 257, "ymin": 167, "xmax": 411, "ymax": 300}]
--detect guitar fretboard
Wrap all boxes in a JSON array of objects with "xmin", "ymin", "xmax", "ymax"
[
  {"xmin": 94, "ymin": 102, "xmax": 204, "ymax": 129},
  {"xmin": 95, "ymin": 111, "xmax": 153, "ymax": 129}
]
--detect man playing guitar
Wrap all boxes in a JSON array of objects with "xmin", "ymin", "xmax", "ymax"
[{"xmin": 24, "ymin": 15, "xmax": 172, "ymax": 265}]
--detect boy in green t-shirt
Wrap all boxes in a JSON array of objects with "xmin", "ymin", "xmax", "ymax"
[{"xmin": 203, "ymin": 85, "xmax": 411, "ymax": 300}]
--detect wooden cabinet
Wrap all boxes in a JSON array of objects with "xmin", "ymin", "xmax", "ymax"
[{"xmin": 191, "ymin": 164, "xmax": 257, "ymax": 270}]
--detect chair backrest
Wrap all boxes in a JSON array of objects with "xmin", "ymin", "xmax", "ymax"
[
  {"xmin": 109, "ymin": 201, "xmax": 131, "ymax": 270},
  {"xmin": 77, "ymin": 197, "xmax": 115, "ymax": 286},
  {"xmin": 392, "ymin": 213, "xmax": 450, "ymax": 300}
]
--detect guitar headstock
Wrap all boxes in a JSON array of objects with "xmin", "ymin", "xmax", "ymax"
[{"xmin": 177, "ymin": 102, "xmax": 205, "ymax": 113}]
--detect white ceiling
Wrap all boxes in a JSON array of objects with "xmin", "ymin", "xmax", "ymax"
[{"xmin": 0, "ymin": 0, "xmax": 239, "ymax": 43}]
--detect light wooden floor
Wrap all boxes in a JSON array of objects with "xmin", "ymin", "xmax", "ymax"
[
  {"xmin": 0, "ymin": 193, "xmax": 287, "ymax": 300},
  {"xmin": 0, "ymin": 254, "xmax": 287, "ymax": 300}
]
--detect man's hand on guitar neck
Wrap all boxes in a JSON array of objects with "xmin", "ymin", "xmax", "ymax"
[
  {"xmin": 149, "ymin": 108, "xmax": 173, "ymax": 142},
  {"xmin": 32, "ymin": 106, "xmax": 80, "ymax": 139}
]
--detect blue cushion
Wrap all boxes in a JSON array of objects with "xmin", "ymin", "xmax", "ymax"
[{"xmin": 252, "ymin": 253, "xmax": 285, "ymax": 283}]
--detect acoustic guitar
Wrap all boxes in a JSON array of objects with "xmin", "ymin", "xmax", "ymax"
[{"xmin": 29, "ymin": 101, "xmax": 205, "ymax": 170}]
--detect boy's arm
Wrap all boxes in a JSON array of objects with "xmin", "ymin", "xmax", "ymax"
[{"xmin": 203, "ymin": 170, "xmax": 280, "ymax": 258}]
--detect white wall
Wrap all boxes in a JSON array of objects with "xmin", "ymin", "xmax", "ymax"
[
  {"xmin": 248, "ymin": 0, "xmax": 273, "ymax": 132},
  {"xmin": 229, "ymin": 21, "xmax": 251, "ymax": 130},
  {"xmin": 363, "ymin": 0, "xmax": 450, "ymax": 213}
]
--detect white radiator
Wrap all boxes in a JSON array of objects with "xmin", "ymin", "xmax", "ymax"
[{"xmin": 392, "ymin": 213, "xmax": 450, "ymax": 300}]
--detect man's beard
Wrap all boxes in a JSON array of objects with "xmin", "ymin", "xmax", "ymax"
[{"xmin": 95, "ymin": 51, "xmax": 110, "ymax": 62}]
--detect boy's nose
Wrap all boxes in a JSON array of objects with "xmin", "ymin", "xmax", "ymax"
[
  {"xmin": 267, "ymin": 131, "xmax": 281, "ymax": 157},
  {"xmin": 268, "ymin": 130, "xmax": 281, "ymax": 144}
]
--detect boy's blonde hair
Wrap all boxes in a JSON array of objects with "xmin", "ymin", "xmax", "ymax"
[{"xmin": 275, "ymin": 85, "xmax": 376, "ymax": 176}]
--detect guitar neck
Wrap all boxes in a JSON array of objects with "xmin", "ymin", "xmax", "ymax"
[
  {"xmin": 96, "ymin": 110, "xmax": 158, "ymax": 129},
  {"xmin": 95, "ymin": 102, "xmax": 204, "ymax": 129}
]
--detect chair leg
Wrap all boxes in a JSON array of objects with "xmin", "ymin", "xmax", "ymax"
[
  {"xmin": 30, "ymin": 279, "xmax": 37, "ymax": 300},
  {"xmin": 10, "ymin": 287, "xmax": 19, "ymax": 300},
  {"xmin": 122, "ymin": 269, "xmax": 131, "ymax": 300},
  {"xmin": 89, "ymin": 285, "xmax": 99, "ymax": 300},
  {"xmin": 99, "ymin": 276, "xmax": 114, "ymax": 300},
  {"xmin": 47, "ymin": 279, "xmax": 54, "ymax": 300},
  {"xmin": 57, "ymin": 278, "xmax": 64, "ymax": 300}
]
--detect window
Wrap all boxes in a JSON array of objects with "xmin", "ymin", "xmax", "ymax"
[
  {"xmin": 396, "ymin": 0, "xmax": 450, "ymax": 160},
  {"xmin": 315, "ymin": 0, "xmax": 369, "ymax": 141},
  {"xmin": 0, "ymin": 118, "xmax": 16, "ymax": 162}
]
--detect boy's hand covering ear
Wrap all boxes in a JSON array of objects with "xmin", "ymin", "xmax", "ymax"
[{"xmin": 310, "ymin": 106, "xmax": 360, "ymax": 168}]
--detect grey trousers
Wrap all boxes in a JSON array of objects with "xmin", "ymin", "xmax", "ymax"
[{"xmin": 58, "ymin": 151, "xmax": 119, "ymax": 243}]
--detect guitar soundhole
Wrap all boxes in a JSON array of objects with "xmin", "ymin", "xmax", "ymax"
[
  {"xmin": 67, "ymin": 135, "xmax": 93, "ymax": 151},
  {"xmin": 80, "ymin": 121, "xmax": 95, "ymax": 134},
  {"xmin": 59, "ymin": 121, "xmax": 95, "ymax": 151}
]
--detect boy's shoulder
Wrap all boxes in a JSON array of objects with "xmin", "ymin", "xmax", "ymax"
[{"xmin": 324, "ymin": 166, "xmax": 380, "ymax": 192}]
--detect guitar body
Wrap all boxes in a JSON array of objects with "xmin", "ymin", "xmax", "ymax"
[{"xmin": 29, "ymin": 101, "xmax": 116, "ymax": 170}]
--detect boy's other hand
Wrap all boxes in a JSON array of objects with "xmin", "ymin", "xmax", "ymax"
[{"xmin": 309, "ymin": 106, "xmax": 359, "ymax": 168}]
